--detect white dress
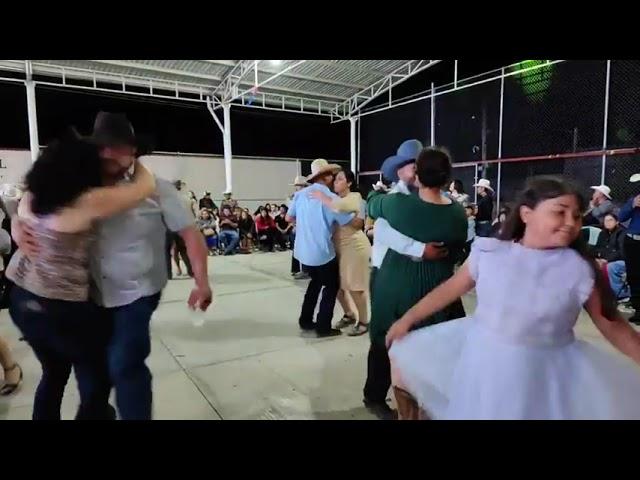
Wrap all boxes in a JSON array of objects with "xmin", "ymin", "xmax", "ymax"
[{"xmin": 389, "ymin": 237, "xmax": 640, "ymax": 420}]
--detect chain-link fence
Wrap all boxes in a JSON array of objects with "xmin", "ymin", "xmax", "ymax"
[{"xmin": 358, "ymin": 60, "xmax": 640, "ymax": 216}]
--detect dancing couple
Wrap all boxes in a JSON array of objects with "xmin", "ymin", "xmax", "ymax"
[
  {"xmin": 288, "ymin": 159, "xmax": 371, "ymax": 337},
  {"xmin": 9, "ymin": 112, "xmax": 213, "ymax": 420}
]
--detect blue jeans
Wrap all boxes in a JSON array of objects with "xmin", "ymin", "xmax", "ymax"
[
  {"xmin": 607, "ymin": 260, "xmax": 630, "ymax": 300},
  {"xmin": 219, "ymin": 229, "xmax": 240, "ymax": 255},
  {"xmin": 10, "ymin": 285, "xmax": 113, "ymax": 420},
  {"xmin": 475, "ymin": 221, "xmax": 493, "ymax": 238},
  {"xmin": 104, "ymin": 293, "xmax": 161, "ymax": 420},
  {"xmin": 204, "ymin": 234, "xmax": 218, "ymax": 250}
]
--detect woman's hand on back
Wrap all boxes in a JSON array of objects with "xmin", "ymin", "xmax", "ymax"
[{"xmin": 132, "ymin": 160, "xmax": 156, "ymax": 197}]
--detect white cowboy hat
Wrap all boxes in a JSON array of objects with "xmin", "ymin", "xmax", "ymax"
[
  {"xmin": 305, "ymin": 158, "xmax": 341, "ymax": 183},
  {"xmin": 289, "ymin": 175, "xmax": 308, "ymax": 187},
  {"xmin": 630, "ymin": 174, "xmax": 640, "ymax": 183},
  {"xmin": 472, "ymin": 178, "xmax": 494, "ymax": 192},
  {"xmin": 590, "ymin": 185, "xmax": 612, "ymax": 199}
]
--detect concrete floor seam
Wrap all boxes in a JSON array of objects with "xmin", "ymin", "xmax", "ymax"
[{"xmin": 157, "ymin": 336, "xmax": 225, "ymax": 420}]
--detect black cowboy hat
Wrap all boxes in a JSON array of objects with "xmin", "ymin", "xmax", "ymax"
[{"xmin": 90, "ymin": 111, "xmax": 155, "ymax": 156}]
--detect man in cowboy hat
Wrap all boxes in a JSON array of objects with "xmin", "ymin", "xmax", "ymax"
[
  {"xmin": 364, "ymin": 140, "xmax": 452, "ymax": 420},
  {"xmin": 584, "ymin": 184, "xmax": 616, "ymax": 227},
  {"xmin": 372, "ymin": 139, "xmax": 447, "ymax": 272},
  {"xmin": 221, "ymin": 189, "xmax": 238, "ymax": 211},
  {"xmin": 14, "ymin": 112, "xmax": 213, "ymax": 419},
  {"xmin": 288, "ymin": 175, "xmax": 309, "ymax": 279},
  {"xmin": 617, "ymin": 175, "xmax": 640, "ymax": 325},
  {"xmin": 472, "ymin": 178, "xmax": 495, "ymax": 237},
  {"xmin": 286, "ymin": 159, "xmax": 357, "ymax": 337}
]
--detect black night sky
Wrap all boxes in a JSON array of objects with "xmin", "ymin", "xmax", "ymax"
[{"xmin": 0, "ymin": 60, "xmax": 514, "ymax": 160}]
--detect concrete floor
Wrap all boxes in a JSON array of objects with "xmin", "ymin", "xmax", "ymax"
[{"xmin": 0, "ymin": 251, "xmax": 631, "ymax": 420}]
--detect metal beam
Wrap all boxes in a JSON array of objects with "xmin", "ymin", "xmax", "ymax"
[
  {"xmin": 212, "ymin": 60, "xmax": 259, "ymax": 102},
  {"xmin": 331, "ymin": 60, "xmax": 442, "ymax": 118},
  {"xmin": 253, "ymin": 66, "xmax": 367, "ymax": 90},
  {"xmin": 312, "ymin": 60, "xmax": 389, "ymax": 78},
  {"xmin": 229, "ymin": 60, "xmax": 307, "ymax": 103},
  {"xmin": 90, "ymin": 60, "xmax": 223, "ymax": 84},
  {"xmin": 202, "ymin": 60, "xmax": 237, "ymax": 67}
]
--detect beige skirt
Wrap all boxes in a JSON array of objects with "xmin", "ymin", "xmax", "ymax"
[{"xmin": 335, "ymin": 229, "xmax": 371, "ymax": 292}]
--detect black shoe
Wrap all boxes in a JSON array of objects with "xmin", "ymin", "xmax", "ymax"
[
  {"xmin": 316, "ymin": 328, "xmax": 342, "ymax": 338},
  {"xmin": 363, "ymin": 399, "xmax": 397, "ymax": 420},
  {"xmin": 300, "ymin": 323, "xmax": 316, "ymax": 331}
]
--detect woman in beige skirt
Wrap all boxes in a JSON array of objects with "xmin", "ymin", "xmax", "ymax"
[{"xmin": 310, "ymin": 169, "xmax": 371, "ymax": 336}]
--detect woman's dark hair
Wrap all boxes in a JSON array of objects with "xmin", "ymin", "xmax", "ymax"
[
  {"xmin": 604, "ymin": 213, "xmax": 619, "ymax": 222},
  {"xmin": 26, "ymin": 129, "xmax": 103, "ymax": 215},
  {"xmin": 498, "ymin": 176, "xmax": 617, "ymax": 320},
  {"xmin": 416, "ymin": 148, "xmax": 452, "ymax": 189},
  {"xmin": 451, "ymin": 179, "xmax": 465, "ymax": 194},
  {"xmin": 339, "ymin": 169, "xmax": 358, "ymax": 192},
  {"xmin": 259, "ymin": 207, "xmax": 268, "ymax": 215},
  {"xmin": 254, "ymin": 205, "xmax": 263, "ymax": 216},
  {"xmin": 279, "ymin": 204, "xmax": 288, "ymax": 212}
]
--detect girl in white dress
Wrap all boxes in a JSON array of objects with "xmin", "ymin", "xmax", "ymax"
[{"xmin": 386, "ymin": 176, "xmax": 640, "ymax": 420}]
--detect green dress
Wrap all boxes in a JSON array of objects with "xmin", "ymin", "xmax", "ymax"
[{"xmin": 367, "ymin": 190, "xmax": 468, "ymax": 346}]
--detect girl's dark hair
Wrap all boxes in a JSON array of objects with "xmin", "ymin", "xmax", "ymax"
[
  {"xmin": 498, "ymin": 176, "xmax": 618, "ymax": 320},
  {"xmin": 254, "ymin": 205, "xmax": 263, "ymax": 216},
  {"xmin": 279, "ymin": 204, "xmax": 288, "ymax": 211},
  {"xmin": 451, "ymin": 179, "xmax": 465, "ymax": 194},
  {"xmin": 26, "ymin": 129, "xmax": 103, "ymax": 215},
  {"xmin": 604, "ymin": 212, "xmax": 619, "ymax": 222},
  {"xmin": 416, "ymin": 148, "xmax": 452, "ymax": 189},
  {"xmin": 260, "ymin": 207, "xmax": 268, "ymax": 214}
]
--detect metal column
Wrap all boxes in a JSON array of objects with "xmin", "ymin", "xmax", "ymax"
[
  {"xmin": 430, "ymin": 82, "xmax": 435, "ymax": 146},
  {"xmin": 601, "ymin": 60, "xmax": 611, "ymax": 185},
  {"xmin": 350, "ymin": 116, "xmax": 357, "ymax": 173},
  {"xmin": 222, "ymin": 103, "xmax": 233, "ymax": 193},
  {"xmin": 496, "ymin": 68, "xmax": 505, "ymax": 214},
  {"xmin": 25, "ymin": 61, "xmax": 40, "ymax": 163}
]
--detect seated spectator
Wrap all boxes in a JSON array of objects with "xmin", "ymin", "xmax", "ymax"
[
  {"xmin": 594, "ymin": 213, "xmax": 629, "ymax": 301},
  {"xmin": 238, "ymin": 210, "xmax": 255, "ymax": 252},
  {"xmin": 491, "ymin": 206, "xmax": 511, "ymax": 237},
  {"xmin": 218, "ymin": 206, "xmax": 240, "ymax": 256},
  {"xmin": 199, "ymin": 191, "xmax": 217, "ymax": 211},
  {"xmin": 253, "ymin": 205, "xmax": 263, "ymax": 218},
  {"xmin": 255, "ymin": 207, "xmax": 277, "ymax": 252},
  {"xmin": 274, "ymin": 204, "xmax": 293, "ymax": 249},
  {"xmin": 196, "ymin": 208, "xmax": 219, "ymax": 255},
  {"xmin": 584, "ymin": 185, "xmax": 616, "ymax": 227},
  {"xmin": 461, "ymin": 204, "xmax": 476, "ymax": 262}
]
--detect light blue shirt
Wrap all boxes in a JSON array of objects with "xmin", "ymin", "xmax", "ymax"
[
  {"xmin": 370, "ymin": 180, "xmax": 425, "ymax": 268},
  {"xmin": 288, "ymin": 183, "xmax": 354, "ymax": 267}
]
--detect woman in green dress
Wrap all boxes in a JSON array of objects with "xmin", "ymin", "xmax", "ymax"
[{"xmin": 363, "ymin": 147, "xmax": 467, "ymax": 419}]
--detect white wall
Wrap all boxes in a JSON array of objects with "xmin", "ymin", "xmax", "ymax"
[
  {"xmin": 0, "ymin": 149, "xmax": 306, "ymax": 213},
  {"xmin": 0, "ymin": 149, "xmax": 31, "ymax": 184}
]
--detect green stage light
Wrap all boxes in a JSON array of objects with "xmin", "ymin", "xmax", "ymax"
[{"xmin": 510, "ymin": 60, "xmax": 554, "ymax": 102}]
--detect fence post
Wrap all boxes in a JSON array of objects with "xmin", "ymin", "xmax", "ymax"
[
  {"xmin": 474, "ymin": 163, "xmax": 479, "ymax": 204},
  {"xmin": 430, "ymin": 82, "xmax": 435, "ymax": 146},
  {"xmin": 601, "ymin": 60, "xmax": 611, "ymax": 185},
  {"xmin": 496, "ymin": 68, "xmax": 505, "ymax": 214}
]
